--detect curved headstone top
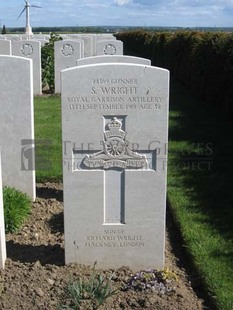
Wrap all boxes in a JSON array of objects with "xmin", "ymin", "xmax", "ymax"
[{"xmin": 77, "ymin": 55, "xmax": 151, "ymax": 66}]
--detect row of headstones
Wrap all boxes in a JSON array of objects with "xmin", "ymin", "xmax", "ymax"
[
  {"xmin": 0, "ymin": 53, "xmax": 169, "ymax": 271},
  {"xmin": 0, "ymin": 33, "xmax": 119, "ymax": 57},
  {"xmin": 0, "ymin": 33, "xmax": 116, "ymax": 43},
  {"xmin": 0, "ymin": 34, "xmax": 123, "ymax": 95}
]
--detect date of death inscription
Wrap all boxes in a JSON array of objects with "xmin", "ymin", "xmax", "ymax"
[{"xmin": 66, "ymin": 78, "xmax": 165, "ymax": 111}]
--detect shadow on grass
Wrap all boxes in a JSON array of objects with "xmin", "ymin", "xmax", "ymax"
[
  {"xmin": 166, "ymin": 204, "xmax": 216, "ymax": 310},
  {"xmin": 6, "ymin": 241, "xmax": 65, "ymax": 266},
  {"xmin": 169, "ymin": 77, "xmax": 233, "ymax": 240}
]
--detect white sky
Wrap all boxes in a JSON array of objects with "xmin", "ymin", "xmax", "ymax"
[{"xmin": 1, "ymin": 0, "xmax": 233, "ymax": 28}]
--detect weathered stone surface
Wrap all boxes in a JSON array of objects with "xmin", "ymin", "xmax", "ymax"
[
  {"xmin": 76, "ymin": 55, "xmax": 151, "ymax": 66},
  {"xmin": 55, "ymin": 40, "xmax": 83, "ymax": 93},
  {"xmin": 96, "ymin": 40, "xmax": 123, "ymax": 56},
  {"xmin": 62, "ymin": 63, "xmax": 169, "ymax": 270},
  {"xmin": 0, "ymin": 56, "xmax": 35, "ymax": 200},
  {"xmin": 12, "ymin": 40, "xmax": 42, "ymax": 95},
  {"xmin": 0, "ymin": 40, "xmax": 11, "ymax": 55}
]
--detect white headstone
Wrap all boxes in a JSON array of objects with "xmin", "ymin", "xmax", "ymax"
[
  {"xmin": 12, "ymin": 40, "xmax": 42, "ymax": 95},
  {"xmin": 0, "ymin": 56, "xmax": 35, "ymax": 201},
  {"xmin": 21, "ymin": 36, "xmax": 29, "ymax": 41},
  {"xmin": 91, "ymin": 34, "xmax": 97, "ymax": 56},
  {"xmin": 96, "ymin": 40, "xmax": 123, "ymax": 56},
  {"xmin": 55, "ymin": 40, "xmax": 83, "ymax": 93},
  {"xmin": 68, "ymin": 34, "xmax": 94, "ymax": 57},
  {"xmin": 5, "ymin": 35, "xmax": 21, "ymax": 41},
  {"xmin": 62, "ymin": 63, "xmax": 169, "ymax": 270},
  {"xmin": 0, "ymin": 149, "xmax": 6, "ymax": 269},
  {"xmin": 97, "ymin": 34, "xmax": 116, "ymax": 41},
  {"xmin": 80, "ymin": 35, "xmax": 94, "ymax": 57},
  {"xmin": 0, "ymin": 40, "xmax": 11, "ymax": 55},
  {"xmin": 32, "ymin": 35, "xmax": 46, "ymax": 40},
  {"xmin": 60, "ymin": 37, "xmax": 85, "ymax": 58},
  {"xmin": 36, "ymin": 39, "xmax": 49, "ymax": 47},
  {"xmin": 77, "ymin": 55, "xmax": 151, "ymax": 66}
]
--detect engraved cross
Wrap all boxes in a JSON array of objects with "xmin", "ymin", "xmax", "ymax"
[{"xmin": 73, "ymin": 116, "xmax": 156, "ymax": 224}]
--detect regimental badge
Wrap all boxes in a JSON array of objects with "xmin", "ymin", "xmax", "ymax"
[
  {"xmin": 61, "ymin": 44, "xmax": 74, "ymax": 57},
  {"xmin": 83, "ymin": 117, "xmax": 147, "ymax": 170},
  {"xmin": 104, "ymin": 44, "xmax": 117, "ymax": 55}
]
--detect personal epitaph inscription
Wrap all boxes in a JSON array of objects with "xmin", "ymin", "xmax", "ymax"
[{"xmin": 62, "ymin": 63, "xmax": 169, "ymax": 270}]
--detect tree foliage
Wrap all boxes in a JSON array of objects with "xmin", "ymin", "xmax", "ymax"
[
  {"xmin": 3, "ymin": 187, "xmax": 31, "ymax": 233},
  {"xmin": 41, "ymin": 32, "xmax": 63, "ymax": 93},
  {"xmin": 2, "ymin": 25, "xmax": 6, "ymax": 35},
  {"xmin": 116, "ymin": 30, "xmax": 233, "ymax": 120}
]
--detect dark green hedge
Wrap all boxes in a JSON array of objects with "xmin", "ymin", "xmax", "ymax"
[{"xmin": 116, "ymin": 31, "xmax": 233, "ymax": 118}]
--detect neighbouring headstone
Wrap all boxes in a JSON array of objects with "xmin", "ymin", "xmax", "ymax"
[
  {"xmin": 64, "ymin": 37, "xmax": 85, "ymax": 56},
  {"xmin": 55, "ymin": 40, "xmax": 83, "ymax": 93},
  {"xmin": 80, "ymin": 35, "xmax": 94, "ymax": 57},
  {"xmin": 96, "ymin": 40, "xmax": 123, "ymax": 56},
  {"xmin": 62, "ymin": 63, "xmax": 169, "ymax": 270},
  {"xmin": 36, "ymin": 39, "xmax": 49, "ymax": 47},
  {"xmin": 5, "ymin": 35, "xmax": 21, "ymax": 41},
  {"xmin": 21, "ymin": 36, "xmax": 29, "ymax": 41},
  {"xmin": 12, "ymin": 40, "xmax": 42, "ymax": 95},
  {"xmin": 96, "ymin": 34, "xmax": 116, "ymax": 41},
  {"xmin": 77, "ymin": 55, "xmax": 151, "ymax": 66},
  {"xmin": 0, "ymin": 149, "xmax": 6, "ymax": 269},
  {"xmin": 0, "ymin": 40, "xmax": 11, "ymax": 55},
  {"xmin": 0, "ymin": 56, "xmax": 35, "ymax": 201}
]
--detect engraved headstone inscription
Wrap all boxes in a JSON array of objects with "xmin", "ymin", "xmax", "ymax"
[
  {"xmin": 55, "ymin": 40, "xmax": 83, "ymax": 93},
  {"xmin": 62, "ymin": 63, "xmax": 169, "ymax": 270},
  {"xmin": 96, "ymin": 40, "xmax": 123, "ymax": 56},
  {"xmin": 12, "ymin": 40, "xmax": 42, "ymax": 95},
  {"xmin": 0, "ymin": 149, "xmax": 6, "ymax": 269},
  {"xmin": 0, "ymin": 56, "xmax": 36, "ymax": 200}
]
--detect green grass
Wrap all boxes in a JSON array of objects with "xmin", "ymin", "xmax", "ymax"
[
  {"xmin": 3, "ymin": 187, "xmax": 31, "ymax": 233},
  {"xmin": 34, "ymin": 95, "xmax": 62, "ymax": 182},
  {"xmin": 34, "ymin": 79, "xmax": 233, "ymax": 309},
  {"xmin": 168, "ymin": 78, "xmax": 233, "ymax": 310}
]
